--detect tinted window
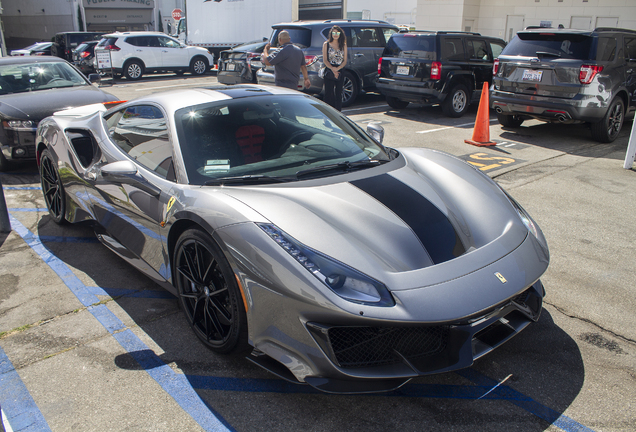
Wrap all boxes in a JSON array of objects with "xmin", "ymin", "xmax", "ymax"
[
  {"xmin": 159, "ymin": 36, "xmax": 180, "ymax": 48},
  {"xmin": 441, "ymin": 38, "xmax": 465, "ymax": 61},
  {"xmin": 271, "ymin": 28, "xmax": 312, "ymax": 48},
  {"xmin": 382, "ymin": 28, "xmax": 398, "ymax": 44},
  {"xmin": 502, "ymin": 33, "xmax": 593, "ymax": 60},
  {"xmin": 351, "ymin": 28, "xmax": 384, "ymax": 47},
  {"xmin": 466, "ymin": 39, "xmax": 489, "ymax": 60},
  {"xmin": 625, "ymin": 37, "xmax": 636, "ymax": 61},
  {"xmin": 98, "ymin": 38, "xmax": 118, "ymax": 47},
  {"xmin": 107, "ymin": 105, "xmax": 174, "ymax": 179},
  {"xmin": 383, "ymin": 35, "xmax": 436, "ymax": 60},
  {"xmin": 0, "ymin": 61, "xmax": 88, "ymax": 95},
  {"xmin": 490, "ymin": 41, "xmax": 506, "ymax": 58},
  {"xmin": 596, "ymin": 37, "xmax": 617, "ymax": 62}
]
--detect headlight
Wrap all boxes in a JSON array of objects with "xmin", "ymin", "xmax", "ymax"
[
  {"xmin": 4, "ymin": 120, "xmax": 37, "ymax": 130},
  {"xmin": 258, "ymin": 223, "xmax": 394, "ymax": 306}
]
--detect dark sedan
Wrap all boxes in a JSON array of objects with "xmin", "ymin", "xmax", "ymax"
[
  {"xmin": 73, "ymin": 41, "xmax": 99, "ymax": 74},
  {"xmin": 217, "ymin": 40, "xmax": 267, "ymax": 84},
  {"xmin": 0, "ymin": 56, "xmax": 118, "ymax": 171},
  {"xmin": 10, "ymin": 42, "xmax": 53, "ymax": 57}
]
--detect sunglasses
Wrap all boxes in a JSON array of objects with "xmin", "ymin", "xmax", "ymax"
[{"xmin": 332, "ymin": 31, "xmax": 341, "ymax": 35}]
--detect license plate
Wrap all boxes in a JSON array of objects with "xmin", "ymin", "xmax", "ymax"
[
  {"xmin": 396, "ymin": 66, "xmax": 409, "ymax": 76},
  {"xmin": 227, "ymin": 63, "xmax": 235, "ymax": 71},
  {"xmin": 522, "ymin": 69, "xmax": 543, "ymax": 82}
]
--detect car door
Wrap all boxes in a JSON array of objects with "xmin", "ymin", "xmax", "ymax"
[
  {"xmin": 158, "ymin": 36, "xmax": 189, "ymax": 68},
  {"xmin": 350, "ymin": 27, "xmax": 385, "ymax": 87},
  {"xmin": 624, "ymin": 35, "xmax": 636, "ymax": 111},
  {"xmin": 87, "ymin": 104, "xmax": 176, "ymax": 279},
  {"xmin": 466, "ymin": 37, "xmax": 494, "ymax": 90},
  {"xmin": 127, "ymin": 36, "xmax": 161, "ymax": 68}
]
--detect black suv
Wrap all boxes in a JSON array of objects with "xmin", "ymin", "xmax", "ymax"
[
  {"xmin": 491, "ymin": 27, "xmax": 636, "ymax": 143},
  {"xmin": 377, "ymin": 31, "xmax": 506, "ymax": 117},
  {"xmin": 51, "ymin": 32, "xmax": 103, "ymax": 62}
]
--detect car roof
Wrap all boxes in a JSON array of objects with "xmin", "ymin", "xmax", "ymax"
[
  {"xmin": 518, "ymin": 27, "xmax": 636, "ymax": 37},
  {"xmin": 273, "ymin": 20, "xmax": 398, "ymax": 29},
  {"xmin": 102, "ymin": 31, "xmax": 173, "ymax": 38},
  {"xmin": 0, "ymin": 56, "xmax": 67, "ymax": 65}
]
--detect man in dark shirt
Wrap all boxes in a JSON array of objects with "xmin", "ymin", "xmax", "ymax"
[{"xmin": 262, "ymin": 31, "xmax": 311, "ymax": 90}]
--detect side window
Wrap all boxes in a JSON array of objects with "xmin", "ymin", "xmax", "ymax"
[
  {"xmin": 159, "ymin": 37, "xmax": 180, "ymax": 48},
  {"xmin": 490, "ymin": 41, "xmax": 506, "ymax": 59},
  {"xmin": 351, "ymin": 28, "xmax": 384, "ymax": 48},
  {"xmin": 381, "ymin": 28, "xmax": 398, "ymax": 45},
  {"xmin": 126, "ymin": 37, "xmax": 141, "ymax": 47},
  {"xmin": 597, "ymin": 37, "xmax": 617, "ymax": 62},
  {"xmin": 467, "ymin": 39, "xmax": 489, "ymax": 60},
  {"xmin": 441, "ymin": 38, "xmax": 465, "ymax": 61},
  {"xmin": 108, "ymin": 105, "xmax": 174, "ymax": 180},
  {"xmin": 624, "ymin": 37, "xmax": 636, "ymax": 61}
]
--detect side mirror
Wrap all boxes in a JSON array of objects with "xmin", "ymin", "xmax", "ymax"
[
  {"xmin": 100, "ymin": 160, "xmax": 161, "ymax": 196},
  {"xmin": 366, "ymin": 122, "xmax": 384, "ymax": 144},
  {"xmin": 87, "ymin": 73, "xmax": 101, "ymax": 83}
]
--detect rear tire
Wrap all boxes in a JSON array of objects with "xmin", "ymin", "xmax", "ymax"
[
  {"xmin": 497, "ymin": 112, "xmax": 524, "ymax": 128},
  {"xmin": 442, "ymin": 84, "xmax": 470, "ymax": 117},
  {"xmin": 341, "ymin": 70, "xmax": 359, "ymax": 107},
  {"xmin": 590, "ymin": 97, "xmax": 624, "ymax": 143},
  {"xmin": 386, "ymin": 96, "xmax": 409, "ymax": 109},
  {"xmin": 124, "ymin": 60, "xmax": 144, "ymax": 80}
]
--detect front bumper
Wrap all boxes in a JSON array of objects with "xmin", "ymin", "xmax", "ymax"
[
  {"xmin": 1, "ymin": 128, "xmax": 38, "ymax": 162},
  {"xmin": 376, "ymin": 78, "xmax": 445, "ymax": 104},
  {"xmin": 490, "ymin": 88, "xmax": 609, "ymax": 123}
]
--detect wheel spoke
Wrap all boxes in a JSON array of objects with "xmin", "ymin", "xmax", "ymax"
[
  {"xmin": 204, "ymin": 298, "xmax": 225, "ymax": 339},
  {"xmin": 208, "ymin": 295, "xmax": 232, "ymax": 325}
]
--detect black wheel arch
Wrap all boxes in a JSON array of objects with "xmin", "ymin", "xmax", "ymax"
[{"xmin": 441, "ymin": 71, "xmax": 475, "ymax": 96}]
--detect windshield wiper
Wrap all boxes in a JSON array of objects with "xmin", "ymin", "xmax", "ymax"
[
  {"xmin": 296, "ymin": 159, "xmax": 387, "ymax": 179},
  {"xmin": 535, "ymin": 51, "xmax": 561, "ymax": 58},
  {"xmin": 204, "ymin": 174, "xmax": 293, "ymax": 186}
]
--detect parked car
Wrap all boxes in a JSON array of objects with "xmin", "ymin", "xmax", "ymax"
[
  {"xmin": 93, "ymin": 31, "xmax": 215, "ymax": 80},
  {"xmin": 10, "ymin": 42, "xmax": 53, "ymax": 57},
  {"xmin": 0, "ymin": 56, "xmax": 118, "ymax": 171},
  {"xmin": 36, "ymin": 84, "xmax": 548, "ymax": 393},
  {"xmin": 491, "ymin": 27, "xmax": 636, "ymax": 143},
  {"xmin": 377, "ymin": 31, "xmax": 506, "ymax": 117},
  {"xmin": 218, "ymin": 40, "xmax": 268, "ymax": 84},
  {"xmin": 73, "ymin": 41, "xmax": 99, "ymax": 75},
  {"xmin": 51, "ymin": 32, "xmax": 103, "ymax": 62},
  {"xmin": 257, "ymin": 20, "xmax": 399, "ymax": 107}
]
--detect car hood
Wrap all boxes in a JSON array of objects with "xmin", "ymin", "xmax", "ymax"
[
  {"xmin": 217, "ymin": 148, "xmax": 531, "ymax": 289},
  {"xmin": 0, "ymin": 85, "xmax": 117, "ymax": 120}
]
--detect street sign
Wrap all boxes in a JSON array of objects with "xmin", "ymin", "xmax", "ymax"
[{"xmin": 172, "ymin": 9, "xmax": 182, "ymax": 20}]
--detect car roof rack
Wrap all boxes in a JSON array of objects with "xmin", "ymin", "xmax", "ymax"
[
  {"xmin": 323, "ymin": 19, "xmax": 392, "ymax": 25},
  {"xmin": 593, "ymin": 27, "xmax": 636, "ymax": 34}
]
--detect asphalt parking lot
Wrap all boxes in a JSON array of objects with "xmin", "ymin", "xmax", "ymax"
[{"xmin": 0, "ymin": 73, "xmax": 634, "ymax": 432}]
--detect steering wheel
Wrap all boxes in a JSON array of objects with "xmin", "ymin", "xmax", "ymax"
[
  {"xmin": 282, "ymin": 130, "xmax": 315, "ymax": 149},
  {"xmin": 302, "ymin": 143, "xmax": 347, "ymax": 156}
]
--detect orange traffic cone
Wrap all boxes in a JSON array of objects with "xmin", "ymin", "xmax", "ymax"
[{"xmin": 464, "ymin": 85, "xmax": 496, "ymax": 147}]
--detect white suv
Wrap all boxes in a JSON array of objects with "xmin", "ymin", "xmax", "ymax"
[{"xmin": 94, "ymin": 31, "xmax": 214, "ymax": 80}]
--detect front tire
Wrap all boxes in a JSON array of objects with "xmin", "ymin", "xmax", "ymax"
[
  {"xmin": 173, "ymin": 228, "xmax": 248, "ymax": 354},
  {"xmin": 190, "ymin": 57, "xmax": 209, "ymax": 76},
  {"xmin": 497, "ymin": 112, "xmax": 524, "ymax": 128},
  {"xmin": 124, "ymin": 60, "xmax": 143, "ymax": 80},
  {"xmin": 442, "ymin": 84, "xmax": 470, "ymax": 117},
  {"xmin": 40, "ymin": 149, "xmax": 66, "ymax": 224},
  {"xmin": 386, "ymin": 96, "xmax": 409, "ymax": 109},
  {"xmin": 591, "ymin": 97, "xmax": 624, "ymax": 143},
  {"xmin": 341, "ymin": 70, "xmax": 359, "ymax": 107}
]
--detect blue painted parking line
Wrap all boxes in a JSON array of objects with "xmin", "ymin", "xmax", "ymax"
[
  {"xmin": 0, "ymin": 345, "xmax": 52, "ymax": 432},
  {"xmin": 7, "ymin": 208, "xmax": 47, "ymax": 212},
  {"xmin": 2, "ymin": 187, "xmax": 41, "ymax": 190},
  {"xmin": 8, "ymin": 214, "xmax": 232, "ymax": 432}
]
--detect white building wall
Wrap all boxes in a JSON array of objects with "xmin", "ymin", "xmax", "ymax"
[
  {"xmin": 346, "ymin": 0, "xmax": 418, "ymax": 26},
  {"xmin": 2, "ymin": 0, "xmax": 76, "ymax": 43},
  {"xmin": 417, "ymin": 0, "xmax": 636, "ymax": 41}
]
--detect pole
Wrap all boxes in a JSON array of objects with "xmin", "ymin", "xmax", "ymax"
[
  {"xmin": 0, "ymin": 178, "xmax": 11, "ymax": 233},
  {"xmin": 624, "ymin": 119, "xmax": 636, "ymax": 170}
]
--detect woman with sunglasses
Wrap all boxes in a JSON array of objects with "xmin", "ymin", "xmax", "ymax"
[{"xmin": 322, "ymin": 25, "xmax": 348, "ymax": 111}]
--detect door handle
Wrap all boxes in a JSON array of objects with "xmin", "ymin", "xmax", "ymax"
[{"xmin": 354, "ymin": 53, "xmax": 364, "ymax": 57}]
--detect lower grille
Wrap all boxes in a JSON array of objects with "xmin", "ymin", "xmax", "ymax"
[{"xmin": 328, "ymin": 326, "xmax": 449, "ymax": 368}]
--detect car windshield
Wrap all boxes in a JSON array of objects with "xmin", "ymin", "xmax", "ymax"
[
  {"xmin": 231, "ymin": 41, "xmax": 266, "ymax": 52},
  {"xmin": 74, "ymin": 43, "xmax": 93, "ymax": 53},
  {"xmin": 23, "ymin": 42, "xmax": 49, "ymax": 51},
  {"xmin": 384, "ymin": 35, "xmax": 437, "ymax": 60},
  {"xmin": 503, "ymin": 33, "xmax": 593, "ymax": 60},
  {"xmin": 175, "ymin": 94, "xmax": 390, "ymax": 185},
  {"xmin": 0, "ymin": 61, "xmax": 88, "ymax": 95}
]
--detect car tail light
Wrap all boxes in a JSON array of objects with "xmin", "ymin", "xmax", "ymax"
[
  {"xmin": 305, "ymin": 55, "xmax": 318, "ymax": 66},
  {"xmin": 378, "ymin": 57, "xmax": 382, "ymax": 75},
  {"xmin": 81, "ymin": 51, "xmax": 91, "ymax": 58},
  {"xmin": 493, "ymin": 59, "xmax": 499, "ymax": 75},
  {"xmin": 102, "ymin": 43, "xmax": 120, "ymax": 51},
  {"xmin": 430, "ymin": 61, "xmax": 442, "ymax": 80},
  {"xmin": 579, "ymin": 65, "xmax": 603, "ymax": 84},
  {"xmin": 33, "ymin": 52, "xmax": 45, "ymax": 56}
]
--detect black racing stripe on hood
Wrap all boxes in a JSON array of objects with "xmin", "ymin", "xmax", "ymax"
[{"xmin": 350, "ymin": 174, "xmax": 466, "ymax": 264}]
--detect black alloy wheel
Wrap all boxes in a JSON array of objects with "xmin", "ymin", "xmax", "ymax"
[
  {"xmin": 341, "ymin": 70, "xmax": 359, "ymax": 107},
  {"xmin": 497, "ymin": 112, "xmax": 524, "ymax": 128},
  {"xmin": 386, "ymin": 96, "xmax": 409, "ymax": 110},
  {"xmin": 591, "ymin": 97, "xmax": 624, "ymax": 143},
  {"xmin": 442, "ymin": 84, "xmax": 470, "ymax": 117},
  {"xmin": 40, "ymin": 149, "xmax": 66, "ymax": 224},
  {"xmin": 173, "ymin": 229, "xmax": 248, "ymax": 353}
]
